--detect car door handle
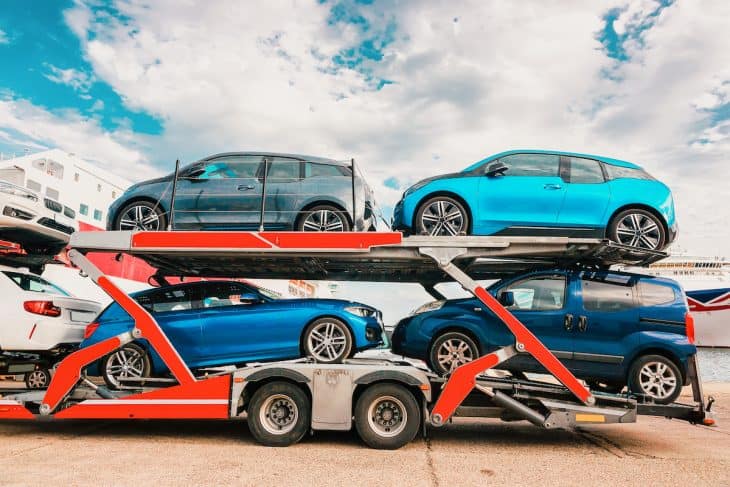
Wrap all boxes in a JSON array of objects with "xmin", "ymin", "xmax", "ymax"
[
  {"xmin": 237, "ymin": 184, "xmax": 255, "ymax": 191},
  {"xmin": 578, "ymin": 315, "xmax": 588, "ymax": 332},
  {"xmin": 543, "ymin": 183, "xmax": 562, "ymax": 190},
  {"xmin": 564, "ymin": 314, "xmax": 573, "ymax": 331}
]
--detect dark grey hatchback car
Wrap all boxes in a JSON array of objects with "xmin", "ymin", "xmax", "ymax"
[{"xmin": 108, "ymin": 152, "xmax": 379, "ymax": 232}]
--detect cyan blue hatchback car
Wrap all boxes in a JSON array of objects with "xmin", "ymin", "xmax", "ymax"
[
  {"xmin": 81, "ymin": 280, "xmax": 384, "ymax": 388},
  {"xmin": 392, "ymin": 150, "xmax": 677, "ymax": 250},
  {"xmin": 391, "ymin": 269, "xmax": 695, "ymax": 404}
]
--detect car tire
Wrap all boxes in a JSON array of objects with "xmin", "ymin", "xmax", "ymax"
[
  {"xmin": 247, "ymin": 381, "xmax": 311, "ymax": 447},
  {"xmin": 608, "ymin": 208, "xmax": 666, "ymax": 250},
  {"xmin": 101, "ymin": 343, "xmax": 152, "ymax": 390},
  {"xmin": 25, "ymin": 368, "xmax": 51, "ymax": 389},
  {"xmin": 415, "ymin": 196, "xmax": 469, "ymax": 236},
  {"xmin": 296, "ymin": 205, "xmax": 351, "ymax": 232},
  {"xmin": 302, "ymin": 318, "xmax": 353, "ymax": 364},
  {"xmin": 627, "ymin": 354, "xmax": 682, "ymax": 405},
  {"xmin": 113, "ymin": 201, "xmax": 167, "ymax": 231},
  {"xmin": 354, "ymin": 383, "xmax": 421, "ymax": 450},
  {"xmin": 428, "ymin": 331, "xmax": 480, "ymax": 376}
]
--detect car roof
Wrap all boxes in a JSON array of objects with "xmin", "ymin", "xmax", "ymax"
[
  {"xmin": 130, "ymin": 279, "xmax": 251, "ymax": 297},
  {"xmin": 462, "ymin": 149, "xmax": 642, "ymax": 172},
  {"xmin": 498, "ymin": 268, "xmax": 680, "ymax": 287},
  {"xmin": 199, "ymin": 152, "xmax": 347, "ymax": 166}
]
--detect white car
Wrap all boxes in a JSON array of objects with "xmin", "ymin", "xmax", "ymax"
[
  {"xmin": 0, "ymin": 265, "xmax": 101, "ymax": 353},
  {"xmin": 0, "ymin": 179, "xmax": 77, "ymax": 254}
]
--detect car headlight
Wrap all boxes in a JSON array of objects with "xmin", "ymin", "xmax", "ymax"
[
  {"xmin": 0, "ymin": 181, "xmax": 39, "ymax": 201},
  {"xmin": 410, "ymin": 300, "xmax": 445, "ymax": 316},
  {"xmin": 345, "ymin": 306, "xmax": 377, "ymax": 318}
]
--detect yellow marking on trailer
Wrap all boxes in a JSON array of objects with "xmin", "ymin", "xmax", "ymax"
[{"xmin": 575, "ymin": 413, "xmax": 605, "ymax": 423}]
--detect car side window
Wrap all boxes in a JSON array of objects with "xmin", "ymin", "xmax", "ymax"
[
  {"xmin": 564, "ymin": 157, "xmax": 604, "ymax": 184},
  {"xmin": 495, "ymin": 154, "xmax": 560, "ymax": 177},
  {"xmin": 305, "ymin": 162, "xmax": 348, "ymax": 178},
  {"xmin": 500, "ymin": 275, "xmax": 566, "ymax": 311},
  {"xmin": 138, "ymin": 287, "xmax": 196, "ymax": 313},
  {"xmin": 265, "ymin": 157, "xmax": 302, "ymax": 182},
  {"xmin": 200, "ymin": 282, "xmax": 260, "ymax": 308},
  {"xmin": 199, "ymin": 155, "xmax": 262, "ymax": 179},
  {"xmin": 637, "ymin": 281, "xmax": 676, "ymax": 306},
  {"xmin": 581, "ymin": 279, "xmax": 636, "ymax": 312}
]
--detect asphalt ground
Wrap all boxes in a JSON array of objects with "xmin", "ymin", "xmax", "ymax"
[{"xmin": 0, "ymin": 382, "xmax": 728, "ymax": 486}]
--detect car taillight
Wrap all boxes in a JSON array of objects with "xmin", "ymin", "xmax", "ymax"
[
  {"xmin": 84, "ymin": 322, "xmax": 100, "ymax": 340},
  {"xmin": 23, "ymin": 300, "xmax": 62, "ymax": 317},
  {"xmin": 685, "ymin": 312, "xmax": 695, "ymax": 344}
]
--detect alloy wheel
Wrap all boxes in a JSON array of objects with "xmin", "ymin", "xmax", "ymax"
[
  {"xmin": 306, "ymin": 321, "xmax": 348, "ymax": 362},
  {"xmin": 420, "ymin": 200, "xmax": 466, "ymax": 236},
  {"xmin": 26, "ymin": 370, "xmax": 49, "ymax": 389},
  {"xmin": 638, "ymin": 361, "xmax": 678, "ymax": 401},
  {"xmin": 367, "ymin": 395, "xmax": 408, "ymax": 438},
  {"xmin": 105, "ymin": 348, "xmax": 146, "ymax": 387},
  {"xmin": 302, "ymin": 209, "xmax": 346, "ymax": 232},
  {"xmin": 259, "ymin": 394, "xmax": 299, "ymax": 435},
  {"xmin": 436, "ymin": 338, "xmax": 475, "ymax": 372},
  {"xmin": 118, "ymin": 204, "xmax": 162, "ymax": 231},
  {"xmin": 615, "ymin": 213, "xmax": 662, "ymax": 249}
]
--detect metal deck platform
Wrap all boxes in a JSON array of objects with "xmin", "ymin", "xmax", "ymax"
[{"xmin": 69, "ymin": 231, "xmax": 666, "ymax": 282}]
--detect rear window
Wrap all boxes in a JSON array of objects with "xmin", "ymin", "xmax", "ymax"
[
  {"xmin": 2, "ymin": 271, "xmax": 69, "ymax": 296},
  {"xmin": 637, "ymin": 281, "xmax": 676, "ymax": 306},
  {"xmin": 305, "ymin": 162, "xmax": 350, "ymax": 178},
  {"xmin": 604, "ymin": 164, "xmax": 654, "ymax": 181}
]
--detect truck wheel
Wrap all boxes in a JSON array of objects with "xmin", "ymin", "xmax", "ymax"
[
  {"xmin": 628, "ymin": 354, "xmax": 682, "ymax": 404},
  {"xmin": 25, "ymin": 369, "xmax": 51, "ymax": 389},
  {"xmin": 354, "ymin": 383, "xmax": 420, "ymax": 450},
  {"xmin": 247, "ymin": 381, "xmax": 311, "ymax": 447}
]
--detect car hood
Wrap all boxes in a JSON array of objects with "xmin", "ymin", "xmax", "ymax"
[{"xmin": 403, "ymin": 172, "xmax": 463, "ymax": 196}]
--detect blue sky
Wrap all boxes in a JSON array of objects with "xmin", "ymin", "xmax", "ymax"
[{"xmin": 0, "ymin": 0, "xmax": 728, "ymax": 256}]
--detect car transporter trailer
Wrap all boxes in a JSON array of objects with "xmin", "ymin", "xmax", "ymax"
[{"xmin": 0, "ymin": 231, "xmax": 716, "ymax": 449}]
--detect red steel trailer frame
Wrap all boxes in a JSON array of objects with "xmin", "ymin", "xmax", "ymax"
[{"xmin": 0, "ymin": 231, "xmax": 713, "ymax": 437}]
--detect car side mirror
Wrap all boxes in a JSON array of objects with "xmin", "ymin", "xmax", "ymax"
[
  {"xmin": 499, "ymin": 291, "xmax": 515, "ymax": 307},
  {"xmin": 239, "ymin": 293, "xmax": 260, "ymax": 305},
  {"xmin": 485, "ymin": 161, "xmax": 509, "ymax": 177}
]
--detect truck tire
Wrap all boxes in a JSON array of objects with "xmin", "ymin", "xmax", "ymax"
[
  {"xmin": 247, "ymin": 381, "xmax": 311, "ymax": 447},
  {"xmin": 354, "ymin": 383, "xmax": 420, "ymax": 450}
]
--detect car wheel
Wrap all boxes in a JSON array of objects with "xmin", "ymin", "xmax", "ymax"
[
  {"xmin": 608, "ymin": 209, "xmax": 666, "ymax": 250},
  {"xmin": 303, "ymin": 318, "xmax": 353, "ymax": 363},
  {"xmin": 415, "ymin": 196, "xmax": 469, "ymax": 236},
  {"xmin": 628, "ymin": 354, "xmax": 682, "ymax": 404},
  {"xmin": 428, "ymin": 331, "xmax": 479, "ymax": 376},
  {"xmin": 354, "ymin": 383, "xmax": 420, "ymax": 450},
  {"xmin": 247, "ymin": 381, "xmax": 311, "ymax": 447},
  {"xmin": 297, "ymin": 205, "xmax": 351, "ymax": 232},
  {"xmin": 114, "ymin": 201, "xmax": 167, "ymax": 231},
  {"xmin": 101, "ymin": 343, "xmax": 151, "ymax": 390},
  {"xmin": 25, "ymin": 369, "xmax": 51, "ymax": 389}
]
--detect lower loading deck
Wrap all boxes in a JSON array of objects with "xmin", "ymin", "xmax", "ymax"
[{"xmin": 0, "ymin": 231, "xmax": 715, "ymax": 448}]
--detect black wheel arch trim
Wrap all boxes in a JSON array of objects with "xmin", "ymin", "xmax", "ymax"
[{"xmin": 244, "ymin": 368, "xmax": 311, "ymax": 384}]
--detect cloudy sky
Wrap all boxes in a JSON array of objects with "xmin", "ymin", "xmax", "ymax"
[{"xmin": 0, "ymin": 0, "xmax": 728, "ymax": 263}]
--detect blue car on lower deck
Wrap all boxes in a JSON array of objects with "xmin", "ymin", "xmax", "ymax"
[
  {"xmin": 392, "ymin": 150, "xmax": 677, "ymax": 250},
  {"xmin": 81, "ymin": 280, "xmax": 384, "ymax": 387},
  {"xmin": 392, "ymin": 269, "xmax": 695, "ymax": 404}
]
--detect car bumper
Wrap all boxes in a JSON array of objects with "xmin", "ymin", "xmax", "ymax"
[
  {"xmin": 391, "ymin": 198, "xmax": 409, "ymax": 232},
  {"xmin": 12, "ymin": 320, "xmax": 86, "ymax": 352},
  {"xmin": 390, "ymin": 316, "xmax": 427, "ymax": 360}
]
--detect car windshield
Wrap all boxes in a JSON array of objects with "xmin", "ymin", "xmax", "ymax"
[{"xmin": 2, "ymin": 271, "xmax": 70, "ymax": 296}]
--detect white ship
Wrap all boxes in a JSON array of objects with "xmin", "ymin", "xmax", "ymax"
[{"xmin": 624, "ymin": 254, "xmax": 730, "ymax": 348}]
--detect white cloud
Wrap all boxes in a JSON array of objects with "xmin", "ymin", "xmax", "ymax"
[
  {"xmin": 0, "ymin": 28, "xmax": 9, "ymax": 44},
  {"xmin": 0, "ymin": 96, "xmax": 157, "ymax": 180},
  {"xmin": 5, "ymin": 0, "xmax": 727, "ymax": 257},
  {"xmin": 43, "ymin": 63, "xmax": 95, "ymax": 93}
]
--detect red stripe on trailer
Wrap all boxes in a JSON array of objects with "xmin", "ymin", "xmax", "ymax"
[
  {"xmin": 131, "ymin": 231, "xmax": 273, "ymax": 249},
  {"xmin": 55, "ymin": 375, "xmax": 231, "ymax": 419},
  {"xmin": 97, "ymin": 275, "xmax": 196, "ymax": 386},
  {"xmin": 42, "ymin": 335, "xmax": 123, "ymax": 412},
  {"xmin": 431, "ymin": 352, "xmax": 501, "ymax": 422},
  {"xmin": 472, "ymin": 287, "xmax": 591, "ymax": 403},
  {"xmin": 259, "ymin": 231, "xmax": 403, "ymax": 249},
  {"xmin": 0, "ymin": 402, "xmax": 35, "ymax": 420}
]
